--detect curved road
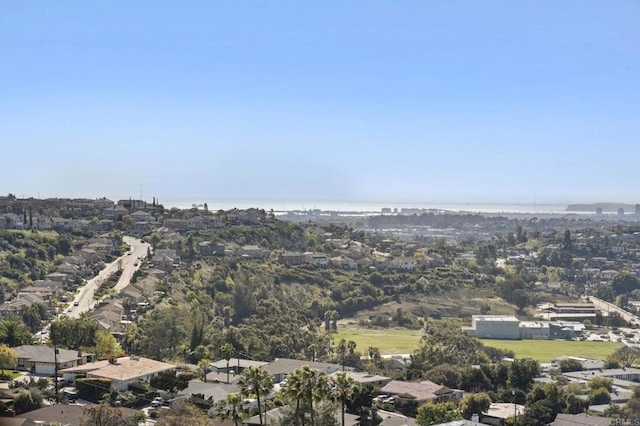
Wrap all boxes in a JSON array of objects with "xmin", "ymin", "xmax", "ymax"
[{"xmin": 66, "ymin": 236, "xmax": 150, "ymax": 319}]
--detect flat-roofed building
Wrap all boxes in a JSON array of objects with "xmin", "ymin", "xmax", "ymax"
[
  {"xmin": 471, "ymin": 315, "xmax": 520, "ymax": 339},
  {"xmin": 519, "ymin": 321, "xmax": 550, "ymax": 340}
]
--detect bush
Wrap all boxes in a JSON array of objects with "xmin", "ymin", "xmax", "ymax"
[
  {"xmin": 13, "ymin": 389, "xmax": 44, "ymax": 414},
  {"xmin": 76, "ymin": 378, "xmax": 112, "ymax": 402}
]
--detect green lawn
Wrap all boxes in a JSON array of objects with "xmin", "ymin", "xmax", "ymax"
[
  {"xmin": 480, "ymin": 339, "xmax": 621, "ymax": 363},
  {"xmin": 0, "ymin": 371, "xmax": 23, "ymax": 381},
  {"xmin": 334, "ymin": 328, "xmax": 423, "ymax": 355},
  {"xmin": 335, "ymin": 328, "xmax": 622, "ymax": 362}
]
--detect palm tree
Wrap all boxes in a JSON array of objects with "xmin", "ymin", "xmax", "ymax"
[
  {"xmin": 299, "ymin": 365, "xmax": 329, "ymax": 426},
  {"xmin": 329, "ymin": 372, "xmax": 359, "ymax": 426},
  {"xmin": 0, "ymin": 319, "xmax": 32, "ymax": 347},
  {"xmin": 198, "ymin": 358, "xmax": 211, "ymax": 383},
  {"xmin": 238, "ymin": 366, "xmax": 273, "ymax": 426},
  {"xmin": 221, "ymin": 342, "xmax": 235, "ymax": 384},
  {"xmin": 215, "ymin": 392, "xmax": 243, "ymax": 426},
  {"xmin": 367, "ymin": 346, "xmax": 381, "ymax": 370},
  {"xmin": 281, "ymin": 369, "xmax": 305, "ymax": 426},
  {"xmin": 337, "ymin": 339, "xmax": 347, "ymax": 372}
]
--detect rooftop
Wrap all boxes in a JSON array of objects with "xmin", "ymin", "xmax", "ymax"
[
  {"xmin": 60, "ymin": 356, "xmax": 175, "ymax": 382},
  {"xmin": 472, "ymin": 315, "xmax": 519, "ymax": 322}
]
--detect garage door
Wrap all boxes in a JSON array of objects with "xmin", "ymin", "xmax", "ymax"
[{"xmin": 35, "ymin": 364, "xmax": 56, "ymax": 376}]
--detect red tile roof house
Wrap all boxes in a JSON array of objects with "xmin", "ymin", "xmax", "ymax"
[{"xmin": 380, "ymin": 380, "xmax": 464, "ymax": 407}]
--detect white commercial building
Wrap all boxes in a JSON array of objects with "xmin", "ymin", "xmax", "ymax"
[{"xmin": 471, "ymin": 315, "xmax": 520, "ymax": 339}]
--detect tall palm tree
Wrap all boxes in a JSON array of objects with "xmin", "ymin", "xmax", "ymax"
[
  {"xmin": 198, "ymin": 358, "xmax": 211, "ymax": 383},
  {"xmin": 0, "ymin": 319, "xmax": 32, "ymax": 347},
  {"xmin": 281, "ymin": 369, "xmax": 305, "ymax": 426},
  {"xmin": 337, "ymin": 339, "xmax": 347, "ymax": 371},
  {"xmin": 215, "ymin": 392, "xmax": 243, "ymax": 426},
  {"xmin": 299, "ymin": 365, "xmax": 329, "ymax": 426},
  {"xmin": 329, "ymin": 372, "xmax": 359, "ymax": 426},
  {"xmin": 238, "ymin": 366, "xmax": 273, "ymax": 426},
  {"xmin": 220, "ymin": 342, "xmax": 235, "ymax": 384}
]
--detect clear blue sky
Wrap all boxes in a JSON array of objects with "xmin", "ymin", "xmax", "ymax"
[{"xmin": 2, "ymin": 1, "xmax": 639, "ymax": 208}]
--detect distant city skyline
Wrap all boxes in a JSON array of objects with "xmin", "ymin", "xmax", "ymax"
[{"xmin": 2, "ymin": 2, "xmax": 639, "ymax": 205}]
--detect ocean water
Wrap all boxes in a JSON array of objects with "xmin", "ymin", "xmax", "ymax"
[{"xmin": 161, "ymin": 198, "xmax": 571, "ymax": 215}]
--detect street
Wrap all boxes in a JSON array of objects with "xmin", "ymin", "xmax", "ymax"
[
  {"xmin": 588, "ymin": 296, "xmax": 640, "ymax": 326},
  {"xmin": 67, "ymin": 236, "xmax": 150, "ymax": 318},
  {"xmin": 35, "ymin": 236, "xmax": 150, "ymax": 343}
]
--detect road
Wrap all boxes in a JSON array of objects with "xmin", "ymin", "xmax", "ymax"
[
  {"xmin": 66, "ymin": 236, "xmax": 150, "ymax": 319},
  {"xmin": 589, "ymin": 295, "xmax": 640, "ymax": 326}
]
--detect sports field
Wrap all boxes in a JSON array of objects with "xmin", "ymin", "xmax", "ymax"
[
  {"xmin": 334, "ymin": 328, "xmax": 423, "ymax": 355},
  {"xmin": 334, "ymin": 327, "xmax": 621, "ymax": 362},
  {"xmin": 479, "ymin": 339, "xmax": 621, "ymax": 363}
]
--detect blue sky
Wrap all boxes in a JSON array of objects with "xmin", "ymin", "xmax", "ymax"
[{"xmin": 2, "ymin": 1, "xmax": 639, "ymax": 208}]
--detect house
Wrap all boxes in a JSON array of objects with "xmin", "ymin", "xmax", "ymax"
[
  {"xmin": 380, "ymin": 380, "xmax": 464, "ymax": 406},
  {"xmin": 102, "ymin": 205, "xmax": 129, "ymax": 220},
  {"xmin": 0, "ymin": 213, "xmax": 23, "ymax": 229},
  {"xmin": 549, "ymin": 413, "xmax": 610, "ymax": 426},
  {"xmin": 0, "ymin": 297, "xmax": 44, "ymax": 319},
  {"xmin": 263, "ymin": 359, "xmax": 352, "ymax": 384},
  {"xmin": 56, "ymin": 262, "xmax": 79, "ymax": 275},
  {"xmin": 17, "ymin": 286, "xmax": 56, "ymax": 302},
  {"xmin": 60, "ymin": 355, "xmax": 176, "ymax": 391},
  {"xmin": 44, "ymin": 272, "xmax": 69, "ymax": 283},
  {"xmin": 279, "ymin": 251, "xmax": 305, "ymax": 266},
  {"xmin": 381, "ymin": 355, "xmax": 410, "ymax": 374},
  {"xmin": 243, "ymin": 406, "xmax": 359, "ymax": 426},
  {"xmin": 328, "ymin": 371, "xmax": 391, "ymax": 387},
  {"xmin": 329, "ymin": 255, "xmax": 358, "ymax": 270},
  {"xmin": 210, "ymin": 358, "xmax": 269, "ymax": 376},
  {"xmin": 154, "ymin": 255, "xmax": 175, "ymax": 272},
  {"xmin": 88, "ymin": 301, "xmax": 125, "ymax": 335},
  {"xmin": 307, "ymin": 253, "xmax": 329, "ymax": 266},
  {"xmin": 185, "ymin": 215, "xmax": 206, "ymax": 230},
  {"xmin": 387, "ymin": 256, "xmax": 416, "ymax": 271},
  {"xmin": 130, "ymin": 210, "xmax": 152, "ymax": 222},
  {"xmin": 117, "ymin": 199, "xmax": 145, "ymax": 210},
  {"xmin": 92, "ymin": 198, "xmax": 115, "ymax": 209},
  {"xmin": 51, "ymin": 217, "xmax": 74, "ymax": 231},
  {"xmin": 14, "ymin": 345, "xmax": 91, "ymax": 375},
  {"xmin": 16, "ymin": 404, "xmax": 142, "ymax": 426},
  {"xmin": 237, "ymin": 245, "xmax": 267, "ymax": 259},
  {"xmin": 154, "ymin": 249, "xmax": 180, "ymax": 263},
  {"xmin": 198, "ymin": 241, "xmax": 225, "ymax": 256},
  {"xmin": 481, "ymin": 403, "xmax": 525, "ymax": 426}
]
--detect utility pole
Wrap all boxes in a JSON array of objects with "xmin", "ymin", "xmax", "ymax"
[
  {"xmin": 512, "ymin": 389, "xmax": 517, "ymax": 426},
  {"xmin": 54, "ymin": 345, "xmax": 59, "ymax": 402}
]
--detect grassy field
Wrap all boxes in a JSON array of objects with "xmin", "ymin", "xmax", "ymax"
[
  {"xmin": 480, "ymin": 339, "xmax": 621, "ymax": 363},
  {"xmin": 334, "ymin": 328, "xmax": 423, "ymax": 355},
  {"xmin": 335, "ymin": 327, "xmax": 622, "ymax": 362}
]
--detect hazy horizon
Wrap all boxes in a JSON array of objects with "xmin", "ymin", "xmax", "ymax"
[{"xmin": 2, "ymin": 2, "xmax": 639, "ymax": 203}]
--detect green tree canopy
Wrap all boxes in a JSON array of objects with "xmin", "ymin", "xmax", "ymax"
[
  {"xmin": 0, "ymin": 344, "xmax": 17, "ymax": 375},
  {"xmin": 50, "ymin": 318, "xmax": 97, "ymax": 350},
  {"xmin": 416, "ymin": 401, "xmax": 462, "ymax": 426}
]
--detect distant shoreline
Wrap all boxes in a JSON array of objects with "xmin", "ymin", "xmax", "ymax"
[{"xmin": 162, "ymin": 199, "xmax": 572, "ymax": 215}]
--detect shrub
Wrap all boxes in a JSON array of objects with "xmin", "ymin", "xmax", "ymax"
[{"xmin": 76, "ymin": 378, "xmax": 112, "ymax": 402}]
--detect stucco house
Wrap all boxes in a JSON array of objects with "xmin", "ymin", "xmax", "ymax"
[
  {"xmin": 380, "ymin": 380, "xmax": 464, "ymax": 406},
  {"xmin": 14, "ymin": 345, "xmax": 91, "ymax": 375},
  {"xmin": 60, "ymin": 355, "xmax": 176, "ymax": 391}
]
